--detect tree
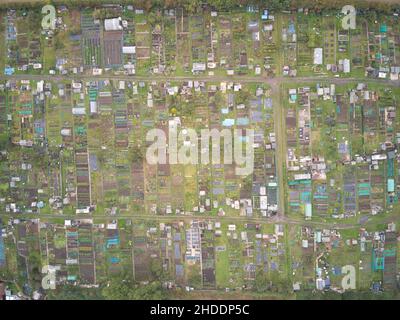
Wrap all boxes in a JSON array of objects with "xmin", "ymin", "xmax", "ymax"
[
  {"xmin": 254, "ymin": 268, "xmax": 270, "ymax": 293},
  {"xmin": 129, "ymin": 145, "xmax": 144, "ymax": 164},
  {"xmin": 102, "ymin": 276, "xmax": 136, "ymax": 300},
  {"xmin": 54, "ymin": 35, "xmax": 65, "ymax": 51},
  {"xmin": 150, "ymin": 258, "xmax": 166, "ymax": 280},
  {"xmin": 97, "ymin": 149, "xmax": 107, "ymax": 166},
  {"xmin": 187, "ymin": 264, "xmax": 202, "ymax": 288},
  {"xmin": 101, "ymin": 275, "xmax": 167, "ymax": 300},
  {"xmin": 47, "ymin": 285, "xmax": 103, "ymax": 300},
  {"xmin": 0, "ymin": 134, "xmax": 9, "ymax": 150},
  {"xmin": 26, "ymin": 8, "xmax": 42, "ymax": 33},
  {"xmin": 130, "ymin": 281, "xmax": 167, "ymax": 300}
]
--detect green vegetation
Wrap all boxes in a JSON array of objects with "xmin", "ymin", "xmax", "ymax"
[
  {"xmin": 102, "ymin": 275, "xmax": 167, "ymax": 300},
  {"xmin": 47, "ymin": 285, "xmax": 104, "ymax": 300},
  {"xmin": 0, "ymin": 1, "xmax": 399, "ymax": 301}
]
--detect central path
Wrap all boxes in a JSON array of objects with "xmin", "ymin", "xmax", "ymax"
[
  {"xmin": 1, "ymin": 74, "xmax": 399, "ymax": 86},
  {"xmin": 271, "ymin": 78, "xmax": 286, "ymax": 218}
]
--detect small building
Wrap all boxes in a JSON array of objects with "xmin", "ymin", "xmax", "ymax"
[
  {"xmin": 4, "ymin": 67, "xmax": 15, "ymax": 75},
  {"xmin": 388, "ymin": 179, "xmax": 395, "ymax": 193},
  {"xmin": 122, "ymin": 46, "xmax": 136, "ymax": 54},
  {"xmin": 314, "ymin": 48, "xmax": 323, "ymax": 65},
  {"xmin": 192, "ymin": 62, "xmax": 206, "ymax": 73},
  {"xmin": 261, "ymin": 9, "xmax": 269, "ymax": 20},
  {"xmin": 72, "ymin": 107, "xmax": 86, "ymax": 115},
  {"xmin": 315, "ymin": 231, "xmax": 322, "ymax": 243},
  {"xmin": 343, "ymin": 59, "xmax": 350, "ymax": 73},
  {"xmin": 104, "ymin": 18, "xmax": 123, "ymax": 31},
  {"xmin": 305, "ymin": 203, "xmax": 312, "ymax": 220},
  {"xmin": 90, "ymin": 101, "xmax": 97, "ymax": 114}
]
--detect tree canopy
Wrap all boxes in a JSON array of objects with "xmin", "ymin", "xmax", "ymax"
[{"xmin": 101, "ymin": 275, "xmax": 167, "ymax": 300}]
